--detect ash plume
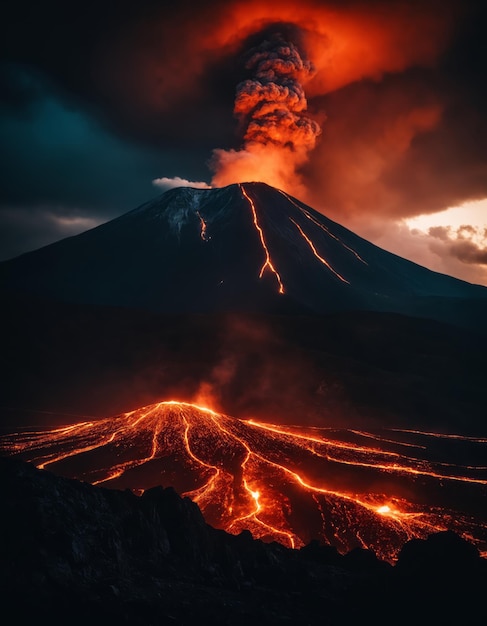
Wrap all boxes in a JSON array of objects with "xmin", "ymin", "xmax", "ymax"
[
  {"xmin": 212, "ymin": 32, "xmax": 321, "ymax": 196},
  {"xmin": 235, "ymin": 34, "xmax": 320, "ymax": 151}
]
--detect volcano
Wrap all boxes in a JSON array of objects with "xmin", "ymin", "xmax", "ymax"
[
  {"xmin": 1, "ymin": 182, "xmax": 486, "ymax": 329},
  {"xmin": 1, "ymin": 184, "xmax": 486, "ymax": 574},
  {"xmin": 2, "ymin": 400, "xmax": 486, "ymax": 563}
]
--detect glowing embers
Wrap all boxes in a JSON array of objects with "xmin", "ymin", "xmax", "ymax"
[
  {"xmin": 1, "ymin": 402, "xmax": 486, "ymax": 563},
  {"xmin": 240, "ymin": 183, "xmax": 285, "ymax": 294}
]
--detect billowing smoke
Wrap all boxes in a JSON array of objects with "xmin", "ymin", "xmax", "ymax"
[
  {"xmin": 235, "ymin": 34, "xmax": 320, "ymax": 150},
  {"xmin": 212, "ymin": 33, "xmax": 321, "ymax": 197}
]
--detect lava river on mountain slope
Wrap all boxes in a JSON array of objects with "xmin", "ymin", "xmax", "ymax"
[
  {"xmin": 239, "ymin": 183, "xmax": 364, "ymax": 292},
  {"xmin": 1, "ymin": 401, "xmax": 486, "ymax": 563}
]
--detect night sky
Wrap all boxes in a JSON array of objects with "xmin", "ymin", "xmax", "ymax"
[{"xmin": 1, "ymin": 0, "xmax": 486, "ymax": 285}]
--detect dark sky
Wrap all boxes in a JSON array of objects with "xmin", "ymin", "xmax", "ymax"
[{"xmin": 1, "ymin": 0, "xmax": 486, "ymax": 284}]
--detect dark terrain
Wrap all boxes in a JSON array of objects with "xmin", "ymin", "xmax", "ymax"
[
  {"xmin": 1, "ymin": 456, "xmax": 485, "ymax": 626},
  {"xmin": 1, "ymin": 293, "xmax": 486, "ymax": 433}
]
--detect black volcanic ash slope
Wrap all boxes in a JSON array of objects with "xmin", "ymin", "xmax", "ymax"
[
  {"xmin": 1, "ymin": 182, "xmax": 486, "ymax": 328},
  {"xmin": 1, "ymin": 456, "xmax": 485, "ymax": 626}
]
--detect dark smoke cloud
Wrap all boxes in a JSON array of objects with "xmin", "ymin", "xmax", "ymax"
[
  {"xmin": 235, "ymin": 34, "xmax": 320, "ymax": 150},
  {"xmin": 212, "ymin": 31, "xmax": 321, "ymax": 194},
  {"xmin": 192, "ymin": 315, "xmax": 325, "ymax": 422}
]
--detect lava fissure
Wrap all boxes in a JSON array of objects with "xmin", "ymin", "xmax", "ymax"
[{"xmin": 182, "ymin": 412, "xmax": 223, "ymax": 505}]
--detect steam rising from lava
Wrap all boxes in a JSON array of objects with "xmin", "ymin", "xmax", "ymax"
[{"xmin": 212, "ymin": 31, "xmax": 321, "ymax": 196}]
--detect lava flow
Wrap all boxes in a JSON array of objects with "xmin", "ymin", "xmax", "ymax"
[
  {"xmin": 240, "ymin": 183, "xmax": 285, "ymax": 293},
  {"xmin": 240, "ymin": 183, "xmax": 362, "ymax": 291},
  {"xmin": 289, "ymin": 217, "xmax": 349, "ymax": 283},
  {"xmin": 278, "ymin": 189, "xmax": 368, "ymax": 265},
  {"xmin": 1, "ymin": 401, "xmax": 486, "ymax": 563}
]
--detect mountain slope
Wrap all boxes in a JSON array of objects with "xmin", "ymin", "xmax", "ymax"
[
  {"xmin": 2, "ymin": 400, "xmax": 486, "ymax": 563},
  {"xmin": 1, "ymin": 183, "xmax": 486, "ymax": 328}
]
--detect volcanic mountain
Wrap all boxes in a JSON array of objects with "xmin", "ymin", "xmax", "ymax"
[
  {"xmin": 1, "ymin": 184, "xmax": 486, "ymax": 589},
  {"xmin": 1, "ymin": 182, "xmax": 486, "ymax": 329}
]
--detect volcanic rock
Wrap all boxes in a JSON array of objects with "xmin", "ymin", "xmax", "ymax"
[{"xmin": 1, "ymin": 457, "xmax": 485, "ymax": 626}]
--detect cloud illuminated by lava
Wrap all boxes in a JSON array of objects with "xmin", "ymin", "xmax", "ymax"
[
  {"xmin": 211, "ymin": 32, "xmax": 321, "ymax": 196},
  {"xmin": 112, "ymin": 0, "xmax": 456, "ymax": 200},
  {"xmin": 207, "ymin": 0, "xmax": 454, "ymax": 199},
  {"xmin": 103, "ymin": 0, "xmax": 487, "ymax": 284}
]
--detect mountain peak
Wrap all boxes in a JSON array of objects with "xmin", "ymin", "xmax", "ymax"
[{"xmin": 1, "ymin": 182, "xmax": 486, "ymax": 327}]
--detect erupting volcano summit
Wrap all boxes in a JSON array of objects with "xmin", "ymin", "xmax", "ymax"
[{"xmin": 1, "ymin": 183, "xmax": 486, "ymax": 329}]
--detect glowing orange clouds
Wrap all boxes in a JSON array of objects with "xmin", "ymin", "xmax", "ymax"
[
  {"xmin": 98, "ymin": 1, "xmax": 487, "ymax": 282},
  {"xmin": 205, "ymin": 0, "xmax": 454, "ymax": 94},
  {"xmin": 207, "ymin": 0, "xmax": 455, "ymax": 198},
  {"xmin": 212, "ymin": 31, "xmax": 321, "ymax": 194},
  {"xmin": 104, "ymin": 0, "xmax": 456, "ymax": 199}
]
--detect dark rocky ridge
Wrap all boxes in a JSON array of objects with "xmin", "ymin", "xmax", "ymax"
[{"xmin": 1, "ymin": 457, "xmax": 485, "ymax": 625}]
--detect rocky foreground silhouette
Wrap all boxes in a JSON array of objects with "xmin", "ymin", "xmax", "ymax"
[{"xmin": 1, "ymin": 456, "xmax": 485, "ymax": 625}]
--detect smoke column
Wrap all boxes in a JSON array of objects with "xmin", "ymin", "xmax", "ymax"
[{"xmin": 212, "ymin": 33, "xmax": 321, "ymax": 197}]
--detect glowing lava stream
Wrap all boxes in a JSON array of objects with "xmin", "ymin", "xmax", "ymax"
[
  {"xmin": 277, "ymin": 189, "xmax": 367, "ymax": 264},
  {"xmin": 196, "ymin": 211, "xmax": 209, "ymax": 241},
  {"xmin": 1, "ymin": 400, "xmax": 486, "ymax": 563},
  {"xmin": 246, "ymin": 420, "xmax": 487, "ymax": 485},
  {"xmin": 289, "ymin": 217, "xmax": 349, "ymax": 283},
  {"xmin": 240, "ymin": 183, "xmax": 285, "ymax": 294}
]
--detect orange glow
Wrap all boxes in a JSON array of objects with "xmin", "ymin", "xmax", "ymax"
[
  {"xmin": 196, "ymin": 211, "xmax": 209, "ymax": 241},
  {"xmin": 240, "ymin": 183, "xmax": 285, "ymax": 293},
  {"xmin": 278, "ymin": 189, "xmax": 368, "ymax": 265},
  {"xmin": 289, "ymin": 217, "xmax": 349, "ymax": 283},
  {"xmin": 208, "ymin": 2, "xmax": 452, "ymax": 198},
  {"xmin": 201, "ymin": 1, "xmax": 454, "ymax": 96},
  {"xmin": 212, "ymin": 143, "xmax": 311, "ymax": 199},
  {"xmin": 2, "ymin": 400, "xmax": 486, "ymax": 563},
  {"xmin": 101, "ymin": 0, "xmax": 461, "ymax": 225},
  {"xmin": 110, "ymin": 0, "xmax": 456, "ymax": 116}
]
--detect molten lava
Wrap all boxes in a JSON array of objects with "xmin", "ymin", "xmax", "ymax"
[
  {"xmin": 196, "ymin": 211, "xmax": 209, "ymax": 241},
  {"xmin": 239, "ymin": 182, "xmax": 359, "ymax": 291},
  {"xmin": 2, "ymin": 401, "xmax": 486, "ymax": 563},
  {"xmin": 278, "ymin": 189, "xmax": 368, "ymax": 265},
  {"xmin": 289, "ymin": 217, "xmax": 349, "ymax": 283},
  {"xmin": 240, "ymin": 183, "xmax": 285, "ymax": 293}
]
